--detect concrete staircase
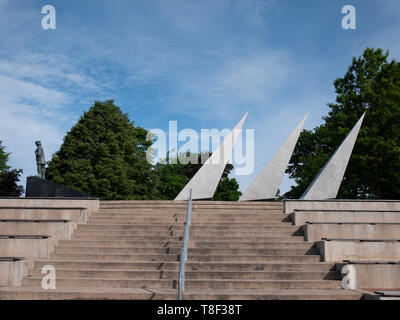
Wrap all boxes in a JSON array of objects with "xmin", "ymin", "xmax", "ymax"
[{"xmin": 0, "ymin": 201, "xmax": 362, "ymax": 300}]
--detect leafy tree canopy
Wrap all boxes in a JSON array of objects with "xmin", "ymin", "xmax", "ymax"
[
  {"xmin": 0, "ymin": 140, "xmax": 24, "ymax": 196},
  {"xmin": 46, "ymin": 100, "xmax": 156, "ymax": 200},
  {"xmin": 0, "ymin": 169, "xmax": 24, "ymax": 197},
  {"xmin": 285, "ymin": 48, "xmax": 400, "ymax": 199},
  {"xmin": 154, "ymin": 152, "xmax": 242, "ymax": 201},
  {"xmin": 0, "ymin": 140, "xmax": 10, "ymax": 176}
]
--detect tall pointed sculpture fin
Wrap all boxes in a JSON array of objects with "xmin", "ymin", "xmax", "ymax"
[
  {"xmin": 301, "ymin": 112, "xmax": 366, "ymax": 200},
  {"xmin": 239, "ymin": 113, "xmax": 308, "ymax": 201},
  {"xmin": 175, "ymin": 113, "xmax": 248, "ymax": 201}
]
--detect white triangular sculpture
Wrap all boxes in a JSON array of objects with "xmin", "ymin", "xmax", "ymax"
[
  {"xmin": 175, "ymin": 113, "xmax": 248, "ymax": 201},
  {"xmin": 239, "ymin": 113, "xmax": 308, "ymax": 201},
  {"xmin": 301, "ymin": 113, "xmax": 366, "ymax": 200}
]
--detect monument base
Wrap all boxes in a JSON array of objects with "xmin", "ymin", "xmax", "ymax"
[{"xmin": 25, "ymin": 176, "xmax": 92, "ymax": 198}]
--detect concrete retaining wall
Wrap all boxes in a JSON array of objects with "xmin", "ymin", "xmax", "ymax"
[
  {"xmin": 285, "ymin": 200, "xmax": 400, "ymax": 214},
  {"xmin": 292, "ymin": 210, "xmax": 400, "ymax": 226},
  {"xmin": 304, "ymin": 223, "xmax": 400, "ymax": 242},
  {"xmin": 0, "ymin": 237, "xmax": 52, "ymax": 259},
  {"xmin": 317, "ymin": 240, "xmax": 400, "ymax": 262},
  {"xmin": 0, "ymin": 198, "xmax": 99, "ymax": 216},
  {"xmin": 0, "ymin": 208, "xmax": 89, "ymax": 224},
  {"xmin": 337, "ymin": 263, "xmax": 400, "ymax": 289},
  {"xmin": 0, "ymin": 221, "xmax": 77, "ymax": 240},
  {"xmin": 0, "ymin": 259, "xmax": 33, "ymax": 287}
]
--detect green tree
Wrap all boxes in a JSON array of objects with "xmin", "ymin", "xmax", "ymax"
[
  {"xmin": 285, "ymin": 48, "xmax": 400, "ymax": 199},
  {"xmin": 212, "ymin": 175, "xmax": 241, "ymax": 201},
  {"xmin": 46, "ymin": 100, "xmax": 156, "ymax": 200},
  {"xmin": 0, "ymin": 140, "xmax": 24, "ymax": 196},
  {"xmin": 0, "ymin": 140, "xmax": 10, "ymax": 176},
  {"xmin": 154, "ymin": 152, "xmax": 242, "ymax": 201},
  {"xmin": 0, "ymin": 169, "xmax": 24, "ymax": 197}
]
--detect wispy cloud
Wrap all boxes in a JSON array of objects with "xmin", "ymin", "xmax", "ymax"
[
  {"xmin": 0, "ymin": 75, "xmax": 69, "ymax": 107},
  {"xmin": 163, "ymin": 50, "xmax": 297, "ymax": 120}
]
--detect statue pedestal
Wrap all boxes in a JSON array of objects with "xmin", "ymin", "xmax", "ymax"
[{"xmin": 25, "ymin": 176, "xmax": 92, "ymax": 198}]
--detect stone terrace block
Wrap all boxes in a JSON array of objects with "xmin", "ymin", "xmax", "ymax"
[
  {"xmin": 317, "ymin": 239, "xmax": 400, "ymax": 262},
  {"xmin": 292, "ymin": 210, "xmax": 400, "ymax": 226},
  {"xmin": 303, "ymin": 223, "xmax": 400, "ymax": 242},
  {"xmin": 0, "ymin": 236, "xmax": 52, "ymax": 260},
  {"xmin": 0, "ymin": 258, "xmax": 33, "ymax": 287},
  {"xmin": 0, "ymin": 198, "xmax": 99, "ymax": 216},
  {"xmin": 285, "ymin": 200, "xmax": 400, "ymax": 214},
  {"xmin": 0, "ymin": 207, "xmax": 89, "ymax": 224},
  {"xmin": 0, "ymin": 220, "xmax": 77, "ymax": 241},
  {"xmin": 336, "ymin": 261, "xmax": 400, "ymax": 290}
]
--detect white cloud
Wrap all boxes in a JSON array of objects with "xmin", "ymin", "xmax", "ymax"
[
  {"xmin": 162, "ymin": 50, "xmax": 297, "ymax": 121},
  {"xmin": 0, "ymin": 56, "xmax": 99, "ymax": 92},
  {"xmin": 212, "ymin": 52, "xmax": 293, "ymax": 103},
  {"xmin": 0, "ymin": 75, "xmax": 69, "ymax": 108}
]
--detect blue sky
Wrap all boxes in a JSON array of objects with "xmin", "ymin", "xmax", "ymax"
[{"xmin": 0, "ymin": 0, "xmax": 399, "ymax": 193}]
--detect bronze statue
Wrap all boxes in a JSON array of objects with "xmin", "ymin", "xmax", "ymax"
[{"xmin": 35, "ymin": 141, "xmax": 46, "ymax": 179}]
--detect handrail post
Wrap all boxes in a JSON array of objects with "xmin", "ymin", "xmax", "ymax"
[{"xmin": 178, "ymin": 189, "xmax": 192, "ymax": 300}]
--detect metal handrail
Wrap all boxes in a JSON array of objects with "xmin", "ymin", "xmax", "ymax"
[{"xmin": 178, "ymin": 188, "xmax": 192, "ymax": 300}]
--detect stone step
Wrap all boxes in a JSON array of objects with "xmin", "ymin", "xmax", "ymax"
[
  {"xmin": 73, "ymin": 230, "xmax": 183, "ymax": 237},
  {"xmin": 0, "ymin": 286, "xmax": 362, "ymax": 300},
  {"xmin": 189, "ymin": 241, "xmax": 314, "ymax": 249},
  {"xmin": 58, "ymin": 239, "xmax": 314, "ymax": 249},
  {"xmin": 100, "ymin": 200, "xmax": 283, "ymax": 205},
  {"xmin": 28, "ymin": 268, "xmax": 340, "ymax": 280},
  {"xmin": 0, "ymin": 287, "xmax": 362, "ymax": 300},
  {"xmin": 187, "ymin": 255, "xmax": 321, "ymax": 263},
  {"xmin": 98, "ymin": 208, "xmax": 283, "ymax": 216},
  {"xmin": 182, "ymin": 289, "xmax": 362, "ymax": 300},
  {"xmin": 54, "ymin": 246, "xmax": 319, "ymax": 256},
  {"xmin": 73, "ymin": 230, "xmax": 302, "ymax": 237},
  {"xmin": 22, "ymin": 277, "xmax": 340, "ymax": 290},
  {"xmin": 55, "ymin": 247, "xmax": 177, "ymax": 255},
  {"xmin": 100, "ymin": 204, "xmax": 283, "ymax": 209},
  {"xmin": 23, "ymin": 277, "xmax": 177, "ymax": 289},
  {"xmin": 89, "ymin": 217, "xmax": 291, "ymax": 223},
  {"xmin": 98, "ymin": 209, "xmax": 185, "ymax": 214},
  {"xmin": 100, "ymin": 199, "xmax": 282, "ymax": 204},
  {"xmin": 91, "ymin": 214, "xmax": 289, "ymax": 219},
  {"xmin": 51, "ymin": 253, "xmax": 179, "ymax": 262},
  {"xmin": 50, "ymin": 253, "xmax": 320, "ymax": 263},
  {"xmin": 34, "ymin": 260, "xmax": 336, "ymax": 272},
  {"xmin": 191, "ymin": 207, "xmax": 284, "ymax": 211},
  {"xmin": 93, "ymin": 209, "xmax": 289, "ymax": 218},
  {"xmin": 71, "ymin": 235, "xmax": 183, "ymax": 241},
  {"xmin": 98, "ymin": 209, "xmax": 285, "ymax": 214},
  {"xmin": 71, "ymin": 235, "xmax": 304, "ymax": 242},
  {"xmin": 93, "ymin": 211, "xmax": 288, "ymax": 216},
  {"xmin": 76, "ymin": 224, "xmax": 298, "ymax": 231},
  {"xmin": 0, "ymin": 287, "xmax": 173, "ymax": 300}
]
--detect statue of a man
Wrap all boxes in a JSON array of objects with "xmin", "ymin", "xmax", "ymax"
[{"xmin": 35, "ymin": 141, "xmax": 46, "ymax": 179}]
